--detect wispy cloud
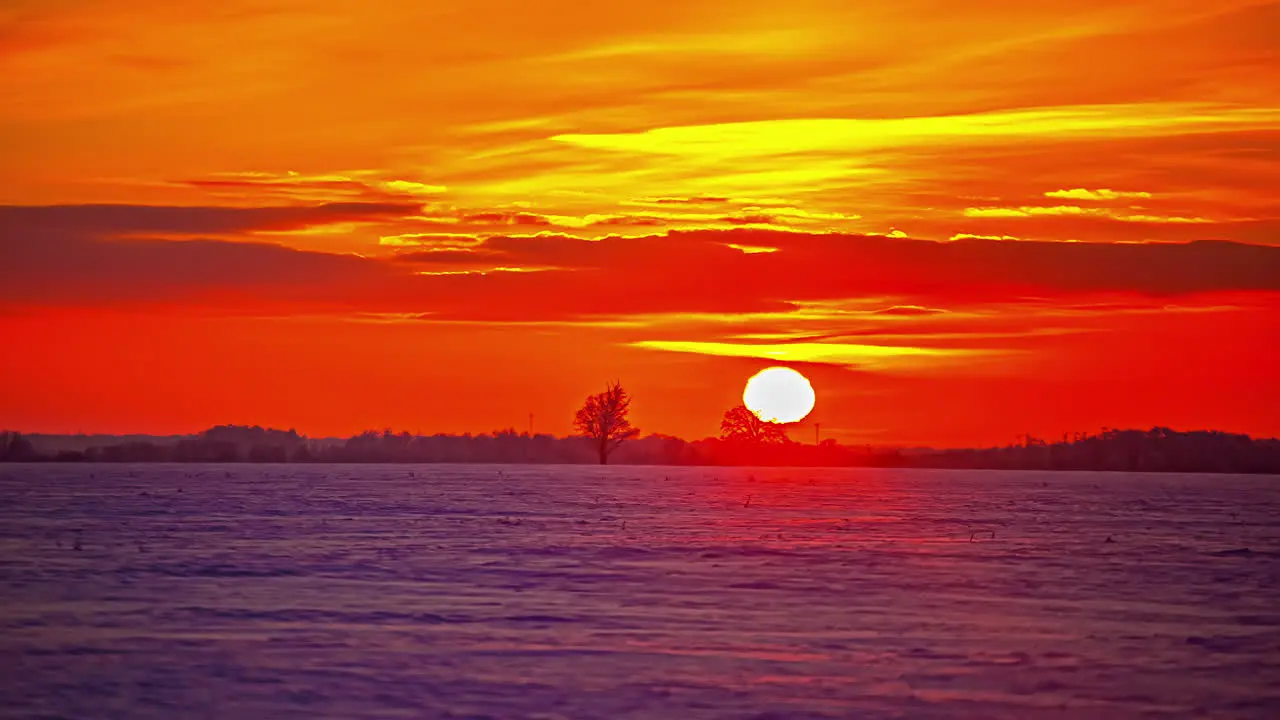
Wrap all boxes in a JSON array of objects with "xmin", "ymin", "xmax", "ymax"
[
  {"xmin": 552, "ymin": 104, "xmax": 1280, "ymax": 158},
  {"xmin": 1045, "ymin": 188, "xmax": 1153, "ymax": 201},
  {"xmin": 950, "ymin": 233, "xmax": 1021, "ymax": 241},
  {"xmin": 630, "ymin": 339, "xmax": 1004, "ymax": 373},
  {"xmin": 963, "ymin": 206, "xmax": 1212, "ymax": 223}
]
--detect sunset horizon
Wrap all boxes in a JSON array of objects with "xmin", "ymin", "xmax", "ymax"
[{"xmin": 4, "ymin": 0, "xmax": 1278, "ymax": 447}]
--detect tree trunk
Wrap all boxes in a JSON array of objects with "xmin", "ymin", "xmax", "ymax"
[{"xmin": 598, "ymin": 445, "xmax": 609, "ymax": 465}]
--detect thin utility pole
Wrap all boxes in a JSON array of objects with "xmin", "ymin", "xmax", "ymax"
[{"xmin": 528, "ymin": 413, "xmax": 534, "ymax": 436}]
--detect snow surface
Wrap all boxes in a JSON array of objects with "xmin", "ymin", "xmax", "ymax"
[{"xmin": 1, "ymin": 464, "xmax": 1278, "ymax": 719}]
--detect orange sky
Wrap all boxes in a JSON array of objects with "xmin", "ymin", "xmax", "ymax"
[{"xmin": 2, "ymin": 0, "xmax": 1278, "ymax": 446}]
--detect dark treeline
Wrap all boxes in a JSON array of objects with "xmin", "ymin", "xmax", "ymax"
[
  {"xmin": 3, "ymin": 425, "xmax": 1279, "ymax": 473},
  {"xmin": 916, "ymin": 427, "xmax": 1280, "ymax": 474}
]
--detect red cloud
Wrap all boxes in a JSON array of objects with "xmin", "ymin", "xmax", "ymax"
[{"xmin": 4, "ymin": 206, "xmax": 1279, "ymax": 320}]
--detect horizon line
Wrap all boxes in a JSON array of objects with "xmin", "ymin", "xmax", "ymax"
[{"xmin": 5, "ymin": 423, "xmax": 1277, "ymax": 451}]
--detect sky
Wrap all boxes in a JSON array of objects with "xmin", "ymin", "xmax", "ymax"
[{"xmin": 2, "ymin": 0, "xmax": 1278, "ymax": 446}]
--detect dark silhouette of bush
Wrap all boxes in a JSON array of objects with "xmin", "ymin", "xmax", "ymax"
[{"xmin": 720, "ymin": 405, "xmax": 790, "ymax": 445}]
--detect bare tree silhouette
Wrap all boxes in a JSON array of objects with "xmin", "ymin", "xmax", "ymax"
[
  {"xmin": 573, "ymin": 381, "xmax": 641, "ymax": 465},
  {"xmin": 720, "ymin": 405, "xmax": 790, "ymax": 444}
]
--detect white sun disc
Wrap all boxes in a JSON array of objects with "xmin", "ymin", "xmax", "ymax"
[{"xmin": 743, "ymin": 367, "xmax": 816, "ymax": 424}]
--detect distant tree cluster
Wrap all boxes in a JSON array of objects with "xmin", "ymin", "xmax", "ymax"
[
  {"xmin": 1, "ymin": 431, "xmax": 39, "ymax": 462},
  {"xmin": 5, "ymin": 393, "xmax": 1280, "ymax": 473},
  {"xmin": 917, "ymin": 427, "xmax": 1280, "ymax": 474},
  {"xmin": 0, "ymin": 426, "xmax": 308, "ymax": 463},
  {"xmin": 322, "ymin": 428, "xmax": 594, "ymax": 464}
]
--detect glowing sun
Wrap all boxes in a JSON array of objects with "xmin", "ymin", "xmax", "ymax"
[{"xmin": 743, "ymin": 367, "xmax": 816, "ymax": 424}]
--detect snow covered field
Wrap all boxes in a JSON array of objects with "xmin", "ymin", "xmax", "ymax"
[{"xmin": 2, "ymin": 464, "xmax": 1278, "ymax": 718}]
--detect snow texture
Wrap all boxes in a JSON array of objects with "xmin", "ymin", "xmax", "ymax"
[{"xmin": 1, "ymin": 464, "xmax": 1278, "ymax": 719}]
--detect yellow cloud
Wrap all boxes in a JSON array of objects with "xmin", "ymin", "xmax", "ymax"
[
  {"xmin": 630, "ymin": 340, "xmax": 994, "ymax": 371},
  {"xmin": 414, "ymin": 266, "xmax": 556, "ymax": 276},
  {"xmin": 552, "ymin": 104, "xmax": 1280, "ymax": 159},
  {"xmin": 964, "ymin": 206, "xmax": 1091, "ymax": 218},
  {"xmin": 949, "ymin": 233, "xmax": 1021, "ymax": 241},
  {"xmin": 963, "ymin": 206, "xmax": 1212, "ymax": 223},
  {"xmin": 1045, "ymin": 188, "xmax": 1152, "ymax": 200},
  {"xmin": 724, "ymin": 243, "xmax": 779, "ymax": 254},
  {"xmin": 378, "ymin": 180, "xmax": 448, "ymax": 195},
  {"xmin": 378, "ymin": 233, "xmax": 479, "ymax": 247},
  {"xmin": 1118, "ymin": 214, "xmax": 1213, "ymax": 224}
]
